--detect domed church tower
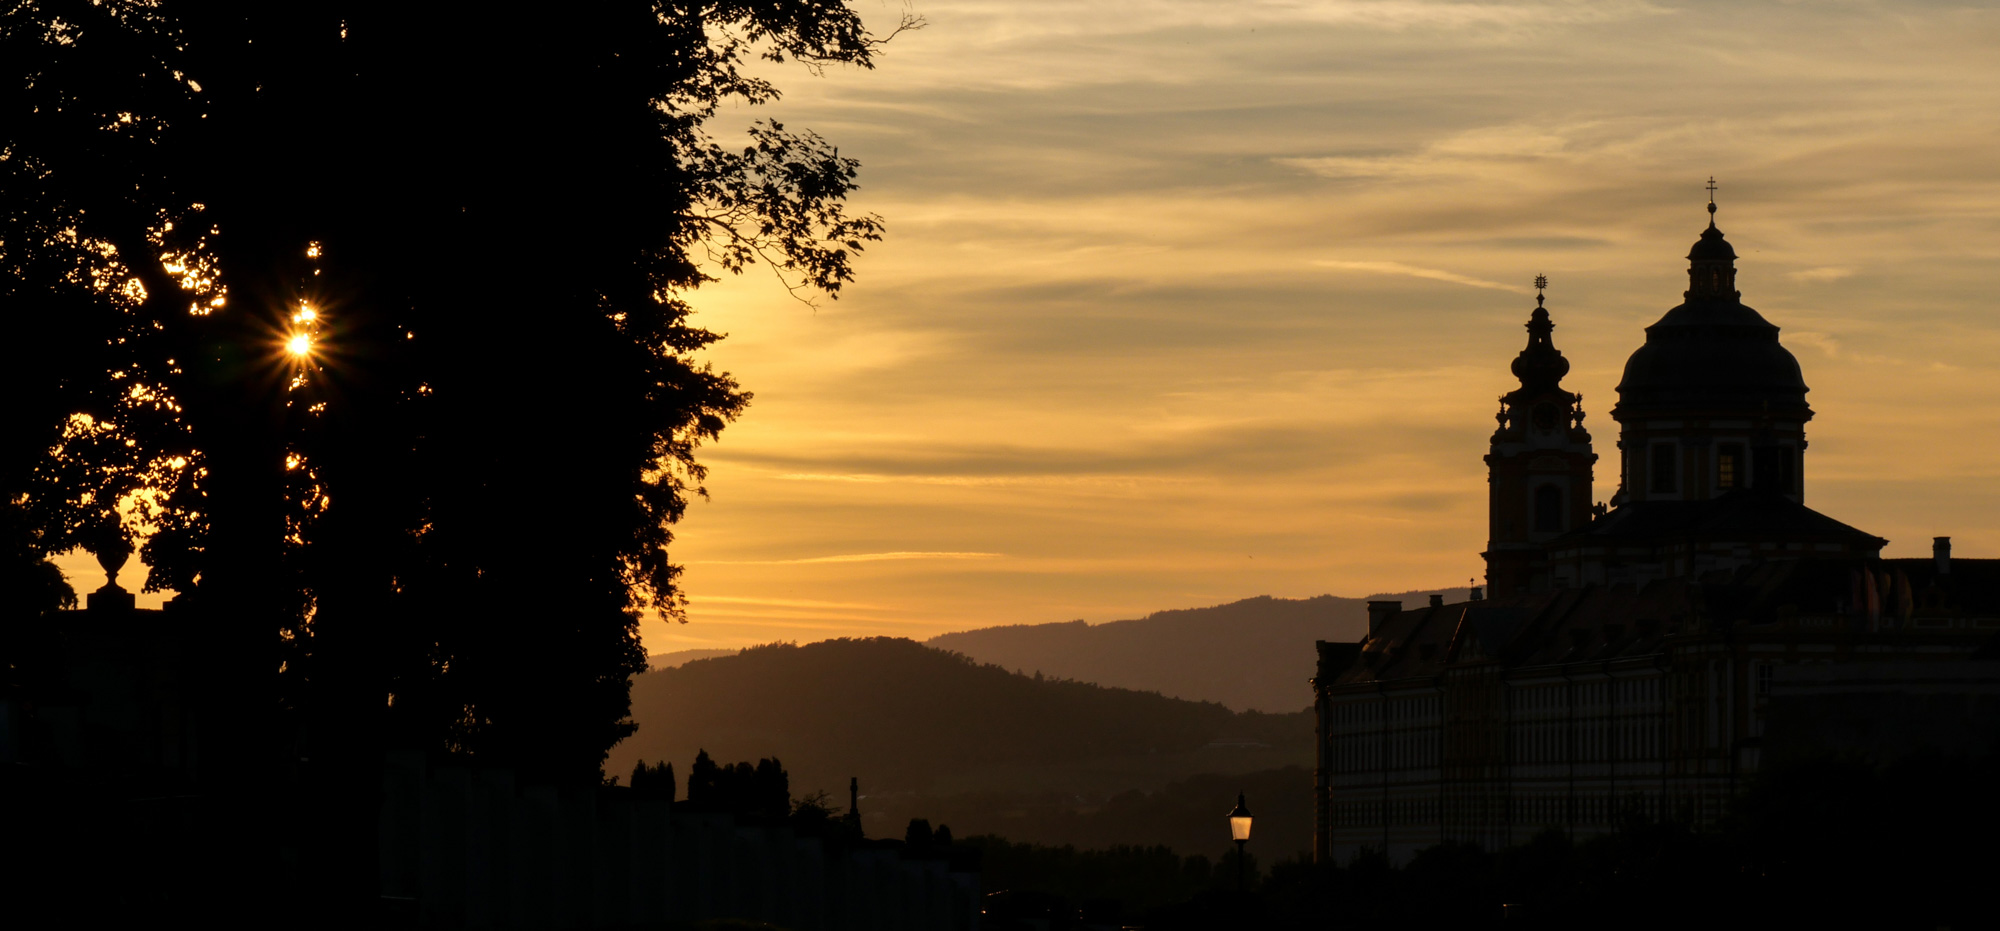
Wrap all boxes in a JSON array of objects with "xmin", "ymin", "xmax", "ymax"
[
  {"xmin": 1537, "ymin": 187, "xmax": 1883, "ymax": 588},
  {"xmin": 1484, "ymin": 277, "xmax": 1597, "ymax": 597},
  {"xmin": 1611, "ymin": 195, "xmax": 1811, "ymax": 505}
]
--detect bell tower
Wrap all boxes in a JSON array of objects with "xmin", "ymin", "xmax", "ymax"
[{"xmin": 1483, "ymin": 277, "xmax": 1596, "ymax": 596}]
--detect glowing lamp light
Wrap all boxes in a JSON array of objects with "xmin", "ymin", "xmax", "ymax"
[
  {"xmin": 295, "ymin": 306, "xmax": 317, "ymax": 323},
  {"xmin": 286, "ymin": 333, "xmax": 312, "ymax": 357}
]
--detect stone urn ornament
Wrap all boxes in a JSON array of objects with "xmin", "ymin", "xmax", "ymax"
[{"xmin": 85, "ymin": 523, "xmax": 136, "ymax": 612}]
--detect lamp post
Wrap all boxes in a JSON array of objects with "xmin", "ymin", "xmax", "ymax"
[{"xmin": 1228, "ymin": 792, "xmax": 1253, "ymax": 893}]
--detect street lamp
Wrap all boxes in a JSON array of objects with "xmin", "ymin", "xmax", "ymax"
[{"xmin": 1228, "ymin": 792, "xmax": 1253, "ymax": 892}]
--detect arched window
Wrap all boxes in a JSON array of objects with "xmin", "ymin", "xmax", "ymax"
[
  {"xmin": 1534, "ymin": 484, "xmax": 1563, "ymax": 533},
  {"xmin": 1650, "ymin": 443, "xmax": 1678, "ymax": 494}
]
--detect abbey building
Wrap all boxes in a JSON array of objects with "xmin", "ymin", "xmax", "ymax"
[{"xmin": 1311, "ymin": 204, "xmax": 2000, "ymax": 863}]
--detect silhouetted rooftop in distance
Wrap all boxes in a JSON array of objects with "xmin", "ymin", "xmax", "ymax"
[
  {"xmin": 1550, "ymin": 490, "xmax": 1886, "ymax": 549},
  {"xmin": 1335, "ymin": 556, "xmax": 2000, "ymax": 686}
]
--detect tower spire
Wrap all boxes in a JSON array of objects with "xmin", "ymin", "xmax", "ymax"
[
  {"xmin": 1511, "ymin": 275, "xmax": 1566, "ymax": 394},
  {"xmin": 1484, "ymin": 273, "xmax": 1595, "ymax": 596}
]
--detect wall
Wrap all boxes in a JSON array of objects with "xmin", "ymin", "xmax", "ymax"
[{"xmin": 379, "ymin": 752, "xmax": 980, "ymax": 929}]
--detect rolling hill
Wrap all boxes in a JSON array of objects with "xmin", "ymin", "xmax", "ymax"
[
  {"xmin": 925, "ymin": 589, "xmax": 1460, "ymax": 713},
  {"xmin": 645, "ymin": 647, "xmax": 737, "ymax": 669},
  {"xmin": 610, "ymin": 637, "xmax": 1314, "ymax": 852}
]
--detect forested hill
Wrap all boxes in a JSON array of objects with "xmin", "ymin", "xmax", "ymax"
[
  {"xmin": 645, "ymin": 648, "xmax": 737, "ymax": 669},
  {"xmin": 925, "ymin": 590, "xmax": 1459, "ymax": 713},
  {"xmin": 610, "ymin": 637, "xmax": 1309, "ymax": 800}
]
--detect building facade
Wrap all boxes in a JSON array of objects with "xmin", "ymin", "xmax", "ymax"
[{"xmin": 1311, "ymin": 206, "xmax": 2000, "ymax": 864}]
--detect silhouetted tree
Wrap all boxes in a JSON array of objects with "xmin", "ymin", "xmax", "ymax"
[
  {"xmin": 786, "ymin": 789, "xmax": 843, "ymax": 833},
  {"xmin": 687, "ymin": 749, "xmax": 721, "ymax": 804},
  {"xmin": 684, "ymin": 749, "xmax": 791, "ymax": 817},
  {"xmin": 3, "ymin": 4, "xmax": 908, "ymax": 921},
  {"xmin": 0, "ymin": 504, "xmax": 73, "ymax": 697},
  {"xmin": 629, "ymin": 758, "xmax": 676, "ymax": 802},
  {"xmin": 905, "ymin": 817, "xmax": 934, "ymax": 852},
  {"xmin": 1, "ymin": 1, "xmax": 908, "ymax": 785}
]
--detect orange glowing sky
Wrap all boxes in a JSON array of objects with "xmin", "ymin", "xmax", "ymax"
[{"xmin": 65, "ymin": 1, "xmax": 2000, "ymax": 653}]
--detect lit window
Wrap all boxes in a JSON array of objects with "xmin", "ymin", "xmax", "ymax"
[{"xmin": 1717, "ymin": 444, "xmax": 1743, "ymax": 490}]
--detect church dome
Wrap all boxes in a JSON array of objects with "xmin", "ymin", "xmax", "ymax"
[
  {"xmin": 1687, "ymin": 222, "xmax": 1736, "ymax": 262},
  {"xmin": 1614, "ymin": 218, "xmax": 1810, "ymax": 419}
]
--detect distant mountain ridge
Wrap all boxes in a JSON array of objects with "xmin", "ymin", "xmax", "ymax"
[
  {"xmin": 611, "ymin": 637, "xmax": 1309, "ymax": 797},
  {"xmin": 646, "ymin": 647, "xmax": 738, "ymax": 669},
  {"xmin": 611, "ymin": 636, "xmax": 1320, "ymax": 855},
  {"xmin": 925, "ymin": 589, "xmax": 1461, "ymax": 712}
]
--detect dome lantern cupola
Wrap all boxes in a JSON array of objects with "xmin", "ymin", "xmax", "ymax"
[
  {"xmin": 1687, "ymin": 196, "xmax": 1739, "ymax": 301},
  {"xmin": 1612, "ymin": 183, "xmax": 1812, "ymax": 506}
]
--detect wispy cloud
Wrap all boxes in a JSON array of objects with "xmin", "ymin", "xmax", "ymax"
[
  {"xmin": 693, "ymin": 595, "xmax": 887, "ymax": 610},
  {"xmin": 1789, "ymin": 266, "xmax": 1855, "ymax": 283},
  {"xmin": 1313, "ymin": 259, "xmax": 1517, "ymax": 292},
  {"xmin": 688, "ymin": 552, "xmax": 1005, "ymax": 566},
  {"xmin": 775, "ymin": 472, "xmax": 894, "ymax": 484},
  {"xmin": 646, "ymin": 0, "xmax": 2000, "ymax": 656},
  {"xmin": 1789, "ymin": 331, "xmax": 1905, "ymax": 367}
]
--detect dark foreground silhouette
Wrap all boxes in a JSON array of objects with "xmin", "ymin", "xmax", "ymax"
[
  {"xmin": 970, "ymin": 751, "xmax": 1999, "ymax": 930},
  {"xmin": 1, "ymin": 2, "xmax": 909, "ymax": 923}
]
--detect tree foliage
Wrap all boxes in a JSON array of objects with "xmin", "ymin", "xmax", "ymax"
[
  {"xmin": 683, "ymin": 749, "xmax": 791, "ymax": 817},
  {"xmin": 629, "ymin": 758, "xmax": 677, "ymax": 801},
  {"xmin": 0, "ymin": 0, "xmax": 901, "ymax": 781}
]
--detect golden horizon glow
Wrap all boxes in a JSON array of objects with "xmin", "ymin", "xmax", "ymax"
[
  {"xmin": 83, "ymin": 2, "xmax": 2000, "ymax": 652},
  {"xmin": 638, "ymin": 1, "xmax": 2000, "ymax": 656}
]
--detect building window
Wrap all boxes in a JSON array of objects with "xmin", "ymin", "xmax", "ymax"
[
  {"xmin": 1717, "ymin": 444, "xmax": 1744, "ymax": 490},
  {"xmin": 1534, "ymin": 484, "xmax": 1563, "ymax": 533},
  {"xmin": 1650, "ymin": 443, "xmax": 1678, "ymax": 493},
  {"xmin": 1757, "ymin": 662, "xmax": 1773, "ymax": 696}
]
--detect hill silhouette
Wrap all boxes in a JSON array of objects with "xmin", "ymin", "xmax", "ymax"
[
  {"xmin": 645, "ymin": 647, "xmax": 738, "ymax": 670},
  {"xmin": 611, "ymin": 637, "xmax": 1309, "ymax": 808},
  {"xmin": 925, "ymin": 590, "xmax": 1461, "ymax": 713}
]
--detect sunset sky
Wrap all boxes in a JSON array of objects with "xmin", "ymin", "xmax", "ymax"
[{"xmin": 69, "ymin": 0, "xmax": 2000, "ymax": 653}]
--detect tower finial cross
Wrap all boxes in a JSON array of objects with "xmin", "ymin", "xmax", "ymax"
[
  {"xmin": 1706, "ymin": 176, "xmax": 1717, "ymax": 202},
  {"xmin": 1534, "ymin": 274, "xmax": 1548, "ymax": 307}
]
